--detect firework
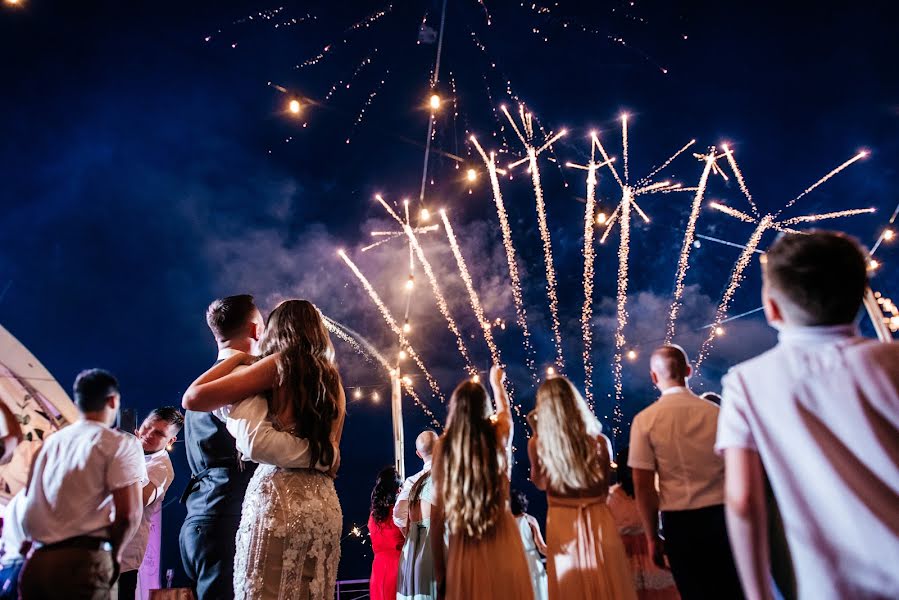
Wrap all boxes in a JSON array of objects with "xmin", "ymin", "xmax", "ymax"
[
  {"xmin": 721, "ymin": 145, "xmax": 760, "ymax": 217},
  {"xmin": 375, "ymin": 195, "xmax": 477, "ymax": 377},
  {"xmin": 501, "ymin": 104, "xmax": 567, "ymax": 371},
  {"xmin": 777, "ymin": 151, "xmax": 867, "ymax": 215},
  {"xmin": 665, "ymin": 150, "xmax": 717, "ymax": 343},
  {"xmin": 471, "ymin": 135, "xmax": 538, "ymax": 381},
  {"xmin": 337, "ymin": 249, "xmax": 444, "ymax": 402}
]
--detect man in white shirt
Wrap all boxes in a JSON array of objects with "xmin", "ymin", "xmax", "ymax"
[
  {"xmin": 0, "ymin": 491, "xmax": 28, "ymax": 600},
  {"xmin": 20, "ymin": 369, "xmax": 147, "ymax": 600},
  {"xmin": 717, "ymin": 230, "xmax": 899, "ymax": 600},
  {"xmin": 393, "ymin": 430, "xmax": 437, "ymax": 531},
  {"xmin": 118, "ymin": 407, "xmax": 183, "ymax": 600},
  {"xmin": 628, "ymin": 345, "xmax": 743, "ymax": 599}
]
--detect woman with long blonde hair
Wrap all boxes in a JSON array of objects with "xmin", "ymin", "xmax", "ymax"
[
  {"xmin": 528, "ymin": 376, "xmax": 636, "ymax": 600},
  {"xmin": 430, "ymin": 366, "xmax": 533, "ymax": 600},
  {"xmin": 183, "ymin": 299, "xmax": 345, "ymax": 599}
]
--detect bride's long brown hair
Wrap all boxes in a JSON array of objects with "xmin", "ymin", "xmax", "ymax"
[
  {"xmin": 436, "ymin": 380, "xmax": 506, "ymax": 539},
  {"xmin": 259, "ymin": 299, "xmax": 341, "ymax": 468}
]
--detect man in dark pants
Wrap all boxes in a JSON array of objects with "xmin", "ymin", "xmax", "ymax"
[
  {"xmin": 180, "ymin": 295, "xmax": 321, "ymax": 599},
  {"xmin": 628, "ymin": 346, "xmax": 743, "ymax": 600}
]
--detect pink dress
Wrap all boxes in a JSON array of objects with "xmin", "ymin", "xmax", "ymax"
[
  {"xmin": 369, "ymin": 511, "xmax": 404, "ymax": 600},
  {"xmin": 606, "ymin": 485, "xmax": 680, "ymax": 600}
]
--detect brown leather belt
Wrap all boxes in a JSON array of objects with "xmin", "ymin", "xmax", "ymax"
[{"xmin": 39, "ymin": 536, "xmax": 113, "ymax": 552}]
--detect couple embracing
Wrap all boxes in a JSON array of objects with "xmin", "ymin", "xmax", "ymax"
[{"xmin": 180, "ymin": 295, "xmax": 345, "ymax": 600}]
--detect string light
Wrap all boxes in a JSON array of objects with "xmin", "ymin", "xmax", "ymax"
[
  {"xmin": 627, "ymin": 350, "xmax": 637, "ymax": 360},
  {"xmin": 371, "ymin": 392, "xmax": 380, "ymax": 403},
  {"xmin": 402, "ymin": 321, "xmax": 411, "ymax": 333},
  {"xmin": 429, "ymin": 94, "xmax": 441, "ymax": 110},
  {"xmin": 715, "ymin": 326, "xmax": 725, "ymax": 336},
  {"xmin": 546, "ymin": 366, "xmax": 556, "ymax": 377},
  {"xmin": 869, "ymin": 259, "xmax": 880, "ymax": 271},
  {"xmin": 596, "ymin": 212, "xmax": 608, "ymax": 225},
  {"xmin": 405, "ymin": 276, "xmax": 414, "ymax": 290},
  {"xmin": 466, "ymin": 168, "xmax": 477, "ymax": 182},
  {"xmin": 398, "ymin": 350, "xmax": 407, "ymax": 361},
  {"xmin": 353, "ymin": 388, "xmax": 363, "ymax": 400},
  {"xmin": 288, "ymin": 99, "xmax": 301, "ymax": 114},
  {"xmin": 419, "ymin": 208, "xmax": 430, "ymax": 221},
  {"xmin": 884, "ymin": 229, "xmax": 895, "ymax": 241}
]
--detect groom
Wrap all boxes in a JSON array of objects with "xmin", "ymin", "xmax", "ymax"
[{"xmin": 180, "ymin": 294, "xmax": 324, "ymax": 599}]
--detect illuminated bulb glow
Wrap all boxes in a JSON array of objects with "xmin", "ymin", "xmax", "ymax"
[
  {"xmin": 471, "ymin": 136, "xmax": 538, "ymax": 381},
  {"xmin": 546, "ymin": 366, "xmax": 556, "ymax": 376},
  {"xmin": 336, "ymin": 250, "xmax": 444, "ymax": 402},
  {"xmin": 405, "ymin": 277, "xmax": 414, "ymax": 290},
  {"xmin": 398, "ymin": 350, "xmax": 407, "ymax": 360},
  {"xmin": 420, "ymin": 208, "xmax": 430, "ymax": 221},
  {"xmin": 353, "ymin": 388, "xmax": 363, "ymax": 399},
  {"xmin": 466, "ymin": 168, "xmax": 477, "ymax": 182},
  {"xmin": 715, "ymin": 326, "xmax": 725, "ymax": 336},
  {"xmin": 869, "ymin": 259, "xmax": 880, "ymax": 270},
  {"xmin": 884, "ymin": 229, "xmax": 895, "ymax": 241},
  {"xmin": 596, "ymin": 212, "xmax": 608, "ymax": 224},
  {"xmin": 402, "ymin": 321, "xmax": 411, "ymax": 333},
  {"xmin": 288, "ymin": 99, "xmax": 301, "ymax": 114},
  {"xmin": 627, "ymin": 350, "xmax": 637, "ymax": 360},
  {"xmin": 429, "ymin": 94, "xmax": 441, "ymax": 110},
  {"xmin": 375, "ymin": 195, "xmax": 477, "ymax": 377}
]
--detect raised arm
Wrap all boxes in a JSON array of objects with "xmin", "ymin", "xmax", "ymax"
[
  {"xmin": 182, "ymin": 353, "xmax": 278, "ymax": 412},
  {"xmin": 488, "ymin": 365, "xmax": 513, "ymax": 452}
]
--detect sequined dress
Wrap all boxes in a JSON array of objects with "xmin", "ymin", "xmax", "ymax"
[{"xmin": 233, "ymin": 413, "xmax": 343, "ymax": 600}]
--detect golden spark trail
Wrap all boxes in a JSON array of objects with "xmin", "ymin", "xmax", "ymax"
[
  {"xmin": 695, "ymin": 216, "xmax": 773, "ymax": 370},
  {"xmin": 472, "ymin": 135, "xmax": 538, "ymax": 381},
  {"xmin": 337, "ymin": 249, "xmax": 445, "ymax": 402},
  {"xmin": 622, "ymin": 114, "xmax": 630, "ymax": 184},
  {"xmin": 666, "ymin": 150, "xmax": 717, "ymax": 343},
  {"xmin": 439, "ymin": 209, "xmax": 502, "ymax": 366},
  {"xmin": 528, "ymin": 145, "xmax": 566, "ymax": 371},
  {"xmin": 323, "ymin": 316, "xmax": 441, "ymax": 428},
  {"xmin": 501, "ymin": 105, "xmax": 567, "ymax": 370},
  {"xmin": 780, "ymin": 207, "xmax": 876, "ymax": 225},
  {"xmin": 580, "ymin": 156, "xmax": 599, "ymax": 405},
  {"xmin": 611, "ymin": 188, "xmax": 633, "ymax": 438},
  {"xmin": 778, "ymin": 151, "xmax": 868, "ymax": 215},
  {"xmin": 375, "ymin": 196, "xmax": 477, "ymax": 377},
  {"xmin": 709, "ymin": 202, "xmax": 758, "ymax": 223},
  {"xmin": 640, "ymin": 139, "xmax": 697, "ymax": 185},
  {"xmin": 721, "ymin": 145, "xmax": 760, "ymax": 216},
  {"xmin": 599, "ymin": 206, "xmax": 621, "ymax": 244}
]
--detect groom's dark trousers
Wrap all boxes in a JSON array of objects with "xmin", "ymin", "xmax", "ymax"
[{"xmin": 179, "ymin": 409, "xmax": 256, "ymax": 600}]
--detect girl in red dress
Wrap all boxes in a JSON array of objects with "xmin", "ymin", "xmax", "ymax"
[{"xmin": 368, "ymin": 466, "xmax": 404, "ymax": 600}]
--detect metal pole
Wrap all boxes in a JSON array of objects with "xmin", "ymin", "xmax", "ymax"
[
  {"xmin": 391, "ymin": 369, "xmax": 405, "ymax": 479},
  {"xmin": 863, "ymin": 287, "xmax": 893, "ymax": 343}
]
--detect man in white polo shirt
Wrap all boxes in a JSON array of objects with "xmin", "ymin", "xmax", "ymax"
[
  {"xmin": 717, "ymin": 230, "xmax": 899, "ymax": 600},
  {"xmin": 118, "ymin": 406, "xmax": 183, "ymax": 600},
  {"xmin": 628, "ymin": 345, "xmax": 743, "ymax": 599},
  {"xmin": 20, "ymin": 369, "xmax": 146, "ymax": 600}
]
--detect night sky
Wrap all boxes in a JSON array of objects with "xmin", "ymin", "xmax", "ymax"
[{"xmin": 2, "ymin": 0, "xmax": 898, "ymax": 583}]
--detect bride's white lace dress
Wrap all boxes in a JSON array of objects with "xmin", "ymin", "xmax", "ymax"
[{"xmin": 231, "ymin": 404, "xmax": 343, "ymax": 600}]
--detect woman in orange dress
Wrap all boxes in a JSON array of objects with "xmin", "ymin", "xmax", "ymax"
[
  {"xmin": 431, "ymin": 366, "xmax": 533, "ymax": 600},
  {"xmin": 528, "ymin": 376, "xmax": 637, "ymax": 600},
  {"xmin": 368, "ymin": 466, "xmax": 404, "ymax": 600}
]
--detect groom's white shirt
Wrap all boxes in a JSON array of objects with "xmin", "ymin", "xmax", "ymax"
[{"xmin": 213, "ymin": 349, "xmax": 331, "ymax": 472}]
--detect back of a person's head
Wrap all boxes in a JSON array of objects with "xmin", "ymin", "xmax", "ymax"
[
  {"xmin": 206, "ymin": 294, "xmax": 257, "ymax": 342},
  {"xmin": 415, "ymin": 429, "xmax": 438, "ymax": 460},
  {"xmin": 370, "ymin": 466, "xmax": 401, "ymax": 524},
  {"xmin": 534, "ymin": 376, "xmax": 605, "ymax": 493},
  {"xmin": 510, "ymin": 489, "xmax": 529, "ymax": 516},
  {"xmin": 148, "ymin": 406, "xmax": 185, "ymax": 433},
  {"xmin": 650, "ymin": 345, "xmax": 690, "ymax": 382},
  {"xmin": 73, "ymin": 369, "xmax": 119, "ymax": 414},
  {"xmin": 437, "ymin": 380, "xmax": 503, "ymax": 539},
  {"xmin": 260, "ymin": 299, "xmax": 340, "ymax": 469},
  {"xmin": 763, "ymin": 230, "xmax": 867, "ymax": 326}
]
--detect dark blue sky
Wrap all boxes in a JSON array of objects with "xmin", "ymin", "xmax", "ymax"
[{"xmin": 2, "ymin": 0, "xmax": 898, "ymax": 581}]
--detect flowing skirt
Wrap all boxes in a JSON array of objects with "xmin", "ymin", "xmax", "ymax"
[
  {"xmin": 545, "ymin": 495, "xmax": 637, "ymax": 600},
  {"xmin": 397, "ymin": 520, "xmax": 437, "ymax": 600},
  {"xmin": 445, "ymin": 510, "xmax": 534, "ymax": 600},
  {"xmin": 234, "ymin": 466, "xmax": 342, "ymax": 600},
  {"xmin": 523, "ymin": 546, "xmax": 549, "ymax": 600},
  {"xmin": 619, "ymin": 533, "xmax": 681, "ymax": 600}
]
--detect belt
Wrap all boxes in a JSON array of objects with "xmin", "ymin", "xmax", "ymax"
[
  {"xmin": 39, "ymin": 536, "xmax": 113, "ymax": 553},
  {"xmin": 179, "ymin": 466, "xmax": 233, "ymax": 504}
]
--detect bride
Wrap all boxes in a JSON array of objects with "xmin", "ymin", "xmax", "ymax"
[{"xmin": 184, "ymin": 299, "xmax": 345, "ymax": 599}]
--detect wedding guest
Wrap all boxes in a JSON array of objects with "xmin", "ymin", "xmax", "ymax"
[
  {"xmin": 510, "ymin": 489, "xmax": 548, "ymax": 600},
  {"xmin": 397, "ymin": 432, "xmax": 439, "ymax": 600},
  {"xmin": 607, "ymin": 448, "xmax": 680, "ymax": 600},
  {"xmin": 717, "ymin": 230, "xmax": 899, "ymax": 600},
  {"xmin": 118, "ymin": 407, "xmax": 183, "ymax": 600},
  {"xmin": 0, "ymin": 491, "xmax": 28, "ymax": 600},
  {"xmin": 529, "ymin": 376, "xmax": 635, "ymax": 600},
  {"xmin": 431, "ymin": 367, "xmax": 533, "ymax": 600},
  {"xmin": 181, "ymin": 295, "xmax": 328, "ymax": 600},
  {"xmin": 628, "ymin": 346, "xmax": 743, "ymax": 599},
  {"xmin": 19, "ymin": 369, "xmax": 146, "ymax": 600},
  {"xmin": 394, "ymin": 430, "xmax": 438, "ymax": 531},
  {"xmin": 368, "ymin": 467, "xmax": 403, "ymax": 600},
  {"xmin": 0, "ymin": 402, "xmax": 22, "ymax": 465}
]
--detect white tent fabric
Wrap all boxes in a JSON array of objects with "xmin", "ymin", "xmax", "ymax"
[{"xmin": 0, "ymin": 323, "xmax": 78, "ymax": 502}]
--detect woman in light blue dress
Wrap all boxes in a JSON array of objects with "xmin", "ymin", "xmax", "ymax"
[
  {"xmin": 397, "ymin": 471, "xmax": 437, "ymax": 600},
  {"xmin": 511, "ymin": 489, "xmax": 548, "ymax": 600}
]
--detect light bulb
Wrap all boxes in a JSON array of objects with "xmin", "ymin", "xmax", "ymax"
[
  {"xmin": 288, "ymin": 99, "xmax": 301, "ymax": 114},
  {"xmin": 429, "ymin": 94, "xmax": 441, "ymax": 110},
  {"xmin": 466, "ymin": 168, "xmax": 477, "ymax": 182}
]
